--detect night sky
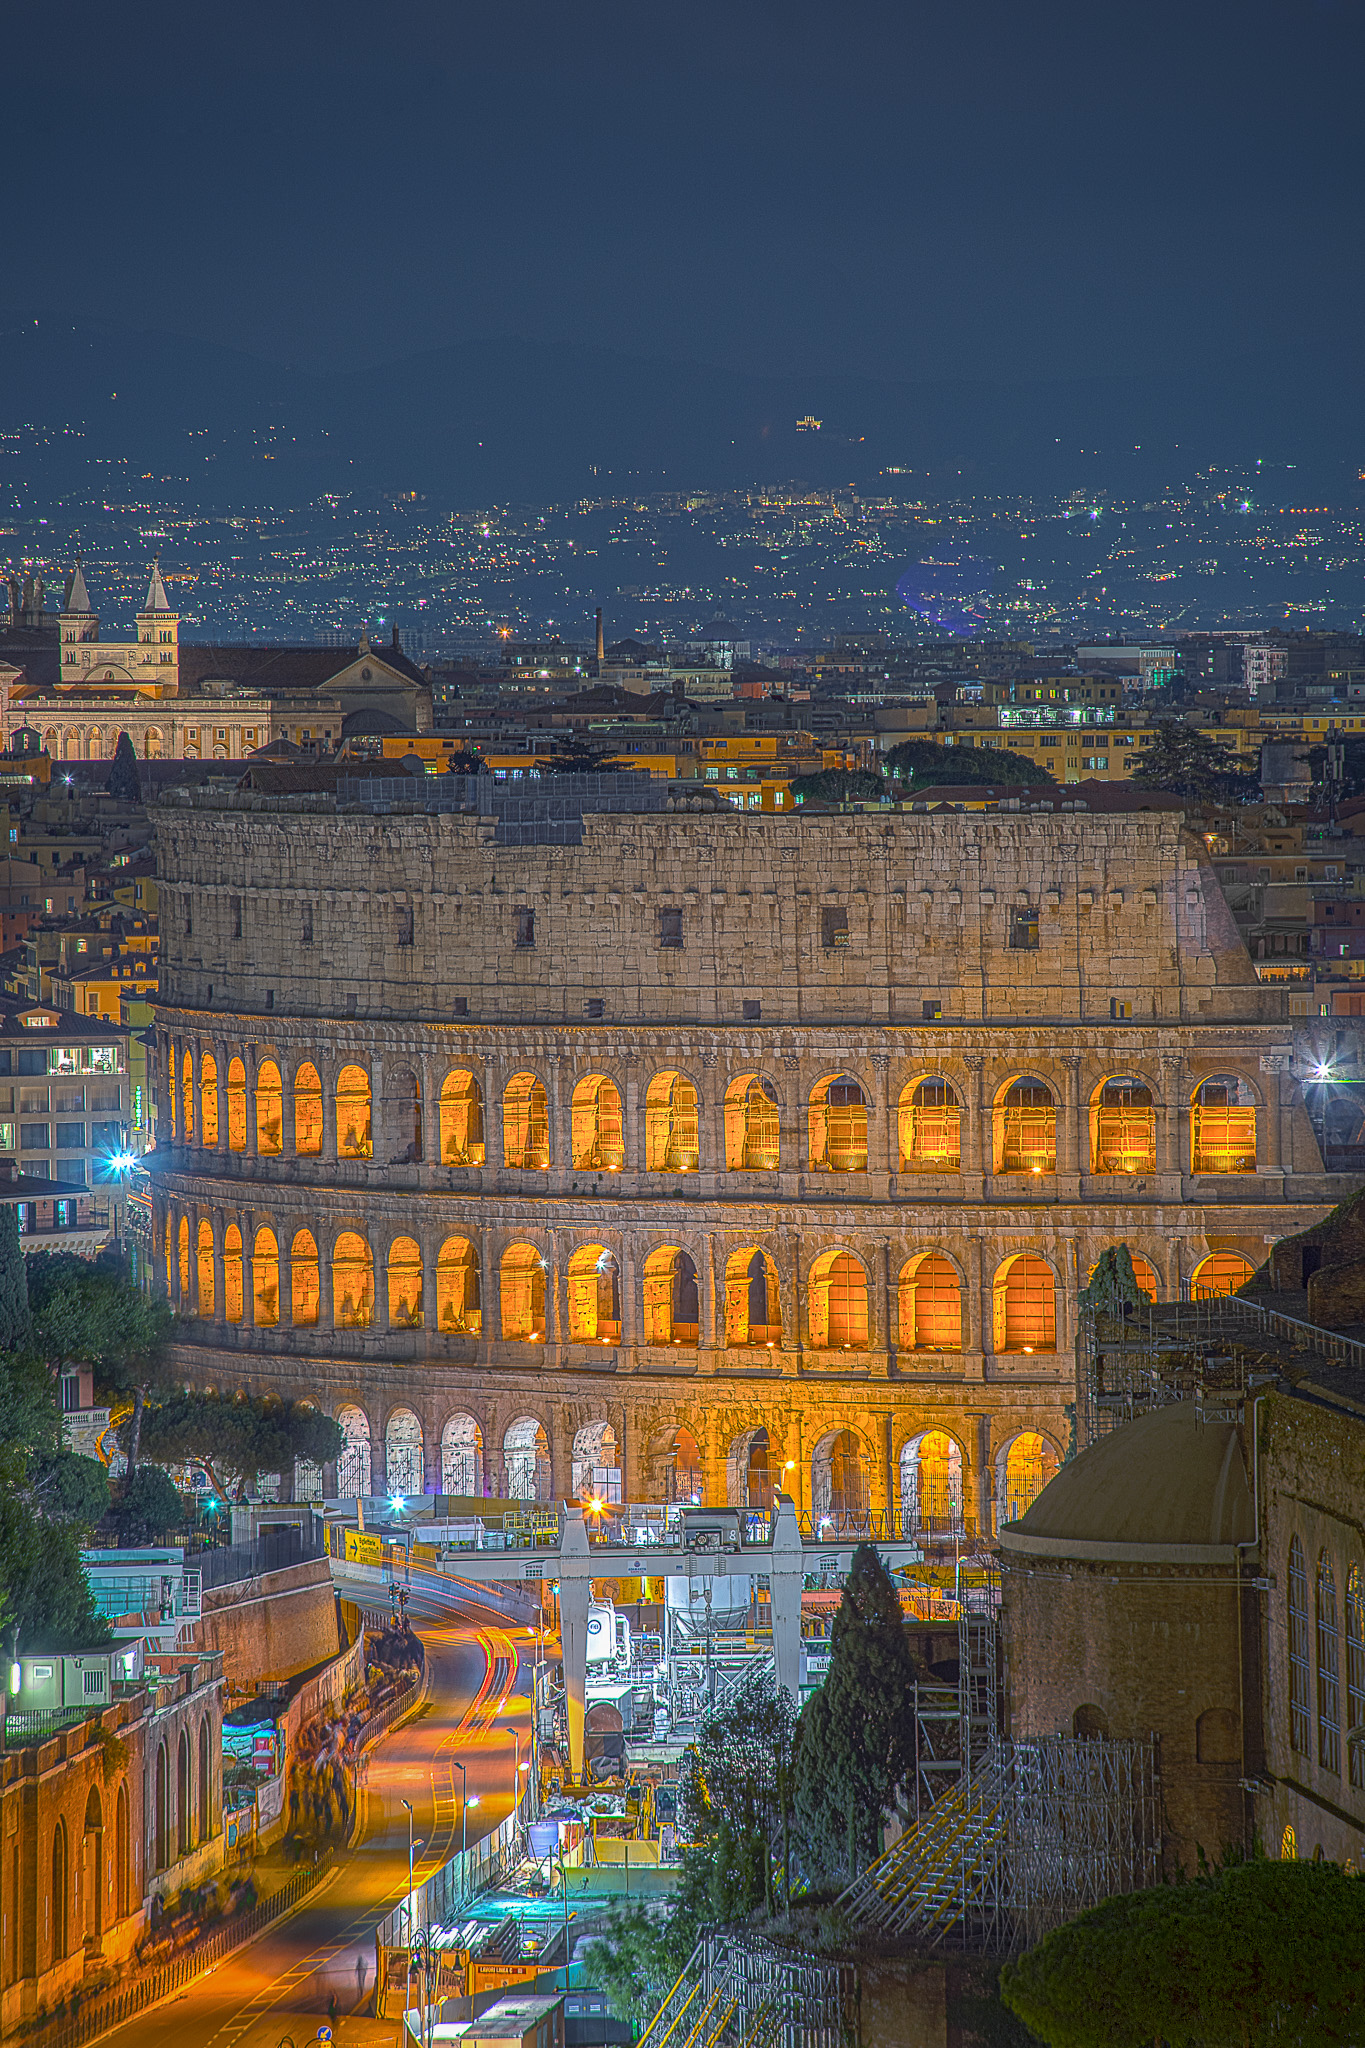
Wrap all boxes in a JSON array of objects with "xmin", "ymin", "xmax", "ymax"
[{"xmin": 7, "ymin": 1, "xmax": 1361, "ymax": 391}]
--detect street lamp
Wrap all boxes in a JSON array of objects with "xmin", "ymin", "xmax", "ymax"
[
  {"xmin": 452, "ymin": 1761, "xmax": 480, "ymax": 1900},
  {"xmin": 399, "ymin": 1798, "xmax": 424, "ymax": 1947}
]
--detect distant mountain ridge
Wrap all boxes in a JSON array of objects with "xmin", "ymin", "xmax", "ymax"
[{"xmin": 0, "ymin": 314, "xmax": 1360, "ymax": 508}]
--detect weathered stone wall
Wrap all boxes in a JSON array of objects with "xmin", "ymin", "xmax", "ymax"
[
  {"xmin": 197, "ymin": 1558, "xmax": 340, "ymax": 1684},
  {"xmin": 145, "ymin": 794, "xmax": 1353, "ymax": 1529}
]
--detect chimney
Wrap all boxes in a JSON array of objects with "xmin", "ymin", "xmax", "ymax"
[
  {"xmin": 595, "ymin": 608, "xmax": 605, "ymax": 669},
  {"xmin": 391, "ymin": 625, "xmax": 401, "ymax": 649}
]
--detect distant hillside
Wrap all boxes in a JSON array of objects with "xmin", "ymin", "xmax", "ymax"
[{"xmin": 0, "ymin": 314, "xmax": 1361, "ymax": 508}]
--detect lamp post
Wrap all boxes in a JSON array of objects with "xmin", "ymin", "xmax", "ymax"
[{"xmin": 399, "ymin": 1798, "xmax": 423, "ymax": 1946}]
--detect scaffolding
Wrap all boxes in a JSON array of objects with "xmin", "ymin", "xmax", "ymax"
[
  {"xmin": 1078, "ymin": 1295, "xmax": 1302, "ymax": 1449},
  {"xmin": 639, "ymin": 1935, "xmax": 856, "ymax": 2048},
  {"xmin": 836, "ymin": 1734, "xmax": 1160, "ymax": 1957}
]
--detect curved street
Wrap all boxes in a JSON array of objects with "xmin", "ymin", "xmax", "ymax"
[{"xmin": 105, "ymin": 1585, "xmax": 535, "ymax": 2047}]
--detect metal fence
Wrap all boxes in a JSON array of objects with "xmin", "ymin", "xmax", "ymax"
[
  {"xmin": 376, "ymin": 1786, "xmax": 530, "ymax": 1948},
  {"xmin": 199, "ymin": 1524, "xmax": 327, "ymax": 1590}
]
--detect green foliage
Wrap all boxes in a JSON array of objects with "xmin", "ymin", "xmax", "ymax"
[
  {"xmin": 584, "ymin": 1841, "xmax": 719, "ymax": 2027},
  {"xmin": 0, "ymin": 1489, "xmax": 110, "ymax": 1651},
  {"xmin": 884, "ymin": 739, "xmax": 1056, "ymax": 789},
  {"xmin": 790, "ymin": 767, "xmax": 888, "ymax": 805},
  {"xmin": 107, "ymin": 730, "xmax": 142, "ymax": 803},
  {"xmin": 791, "ymin": 1544, "xmax": 923, "ymax": 1882},
  {"xmin": 0, "ymin": 1204, "xmax": 30, "ymax": 1353},
  {"xmin": 1000, "ymin": 1856, "xmax": 1365, "ymax": 2048},
  {"xmin": 1128, "ymin": 720, "xmax": 1258, "ymax": 802},
  {"xmin": 113, "ymin": 1463, "xmax": 185, "ymax": 1542},
  {"xmin": 1078, "ymin": 1244, "xmax": 1149, "ymax": 1316},
  {"xmin": 34, "ymin": 1450, "xmax": 111, "ymax": 1527},
  {"xmin": 27, "ymin": 1251, "xmax": 173, "ymax": 1394},
  {"xmin": 136, "ymin": 1388, "xmax": 343, "ymax": 1499}
]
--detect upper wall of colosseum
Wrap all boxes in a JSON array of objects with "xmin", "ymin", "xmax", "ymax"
[{"xmin": 151, "ymin": 794, "xmax": 1268, "ymax": 1026}]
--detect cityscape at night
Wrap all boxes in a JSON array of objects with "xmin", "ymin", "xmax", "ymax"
[{"xmin": 1, "ymin": 2, "xmax": 1363, "ymax": 2045}]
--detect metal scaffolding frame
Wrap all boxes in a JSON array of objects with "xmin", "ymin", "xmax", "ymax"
[
  {"xmin": 638, "ymin": 1935, "xmax": 857, "ymax": 2048},
  {"xmin": 1078, "ymin": 1296, "xmax": 1293, "ymax": 1448}
]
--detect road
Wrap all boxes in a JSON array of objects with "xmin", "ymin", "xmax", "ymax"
[{"xmin": 109, "ymin": 1586, "xmax": 535, "ymax": 2048}]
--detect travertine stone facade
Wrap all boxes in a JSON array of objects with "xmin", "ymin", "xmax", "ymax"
[{"xmin": 147, "ymin": 793, "xmax": 1349, "ymax": 1530}]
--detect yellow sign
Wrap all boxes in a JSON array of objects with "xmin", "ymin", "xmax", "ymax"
[{"xmin": 343, "ymin": 1528, "xmax": 385, "ymax": 1568}]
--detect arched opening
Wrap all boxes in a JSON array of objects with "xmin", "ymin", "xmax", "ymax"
[
  {"xmin": 290, "ymin": 1230, "xmax": 320, "ymax": 1325},
  {"xmin": 441, "ymin": 1412, "xmax": 483, "ymax": 1496},
  {"xmin": 177, "ymin": 1215, "xmax": 190, "ymax": 1299},
  {"xmin": 504, "ymin": 1415, "xmax": 551, "ymax": 1501},
  {"xmin": 438, "ymin": 1070, "xmax": 484, "ymax": 1165},
  {"xmin": 500, "ymin": 1243, "xmax": 546, "ymax": 1340},
  {"xmin": 665, "ymin": 1425, "xmax": 702, "ymax": 1505},
  {"xmin": 898, "ymin": 1078, "xmax": 961, "ymax": 1172},
  {"xmin": 995, "ymin": 1079, "xmax": 1057, "ymax": 1175},
  {"xmin": 255, "ymin": 1059, "xmax": 283, "ymax": 1155},
  {"xmin": 573, "ymin": 1420, "xmax": 621, "ymax": 1503},
  {"xmin": 294, "ymin": 1062, "xmax": 323, "ymax": 1154},
  {"xmin": 293, "ymin": 1398, "xmax": 324, "ymax": 1501},
  {"xmin": 82, "ymin": 1787, "xmax": 103, "ymax": 1941},
  {"xmin": 196, "ymin": 1220, "xmax": 215, "ymax": 1317},
  {"xmin": 332, "ymin": 1230, "xmax": 374, "ymax": 1328},
  {"xmin": 899, "ymin": 1430, "xmax": 963, "ymax": 1537},
  {"xmin": 387, "ymin": 1236, "xmax": 423, "ymax": 1327},
  {"xmin": 198, "ymin": 1719, "xmax": 211, "ymax": 1842},
  {"xmin": 51, "ymin": 1820, "xmax": 69, "ymax": 1961},
  {"xmin": 725, "ymin": 1074, "xmax": 780, "ymax": 1171},
  {"xmin": 436, "ymin": 1237, "xmax": 481, "ymax": 1334},
  {"xmin": 898, "ymin": 1253, "xmax": 963, "ymax": 1351},
  {"xmin": 226, "ymin": 1057, "xmax": 247, "ymax": 1151},
  {"xmin": 167, "ymin": 1047, "xmax": 177, "ymax": 1139},
  {"xmin": 181, "ymin": 1051, "xmax": 195, "ymax": 1142},
  {"xmin": 336, "ymin": 1404, "xmax": 372, "ymax": 1496},
  {"xmin": 145, "ymin": 727, "xmax": 162, "ymax": 760},
  {"xmin": 154, "ymin": 1741, "xmax": 169, "ymax": 1869},
  {"xmin": 566, "ymin": 1244, "xmax": 621, "ymax": 1344},
  {"xmin": 807, "ymin": 1249, "xmax": 870, "ymax": 1348},
  {"xmin": 200, "ymin": 1053, "xmax": 219, "ymax": 1148},
  {"xmin": 176, "ymin": 1729, "xmax": 191, "ymax": 1854},
  {"xmin": 812, "ymin": 1428, "xmax": 870, "ymax": 1528},
  {"xmin": 727, "ymin": 1426, "xmax": 772, "ymax": 1509},
  {"xmin": 1190, "ymin": 1251, "xmax": 1255, "ymax": 1300},
  {"xmin": 1091, "ymin": 1076, "xmax": 1156, "ymax": 1174},
  {"xmin": 385, "ymin": 1407, "xmax": 424, "ymax": 1498},
  {"xmin": 808, "ymin": 1074, "xmax": 869, "ymax": 1172},
  {"xmin": 1195, "ymin": 1707, "xmax": 1241, "ymax": 1764},
  {"xmin": 645, "ymin": 1071, "xmax": 700, "ymax": 1172},
  {"xmin": 1289, "ymin": 1533, "xmax": 1311, "ymax": 1757},
  {"xmin": 1192, "ymin": 1073, "xmax": 1257, "ymax": 1174},
  {"xmin": 503, "ymin": 1072, "xmax": 549, "ymax": 1169},
  {"xmin": 223, "ymin": 1225, "xmax": 243, "ymax": 1323},
  {"xmin": 1072, "ymin": 1704, "xmax": 1110, "ymax": 1740},
  {"xmin": 389, "ymin": 1069, "xmax": 423, "ymax": 1163},
  {"xmin": 336, "ymin": 1065, "xmax": 373, "ymax": 1159},
  {"xmin": 643, "ymin": 1246, "xmax": 700, "ymax": 1345},
  {"xmin": 571, "ymin": 1075, "xmax": 624, "ymax": 1171},
  {"xmin": 993, "ymin": 1254, "xmax": 1057, "ymax": 1352},
  {"xmin": 251, "ymin": 1226, "xmax": 279, "ymax": 1326},
  {"xmin": 997, "ymin": 1431, "xmax": 1059, "ymax": 1525},
  {"xmin": 1086, "ymin": 1250, "xmax": 1161, "ymax": 1302},
  {"xmin": 1348, "ymin": 1565, "xmax": 1365, "ymax": 1793},
  {"xmin": 1316, "ymin": 1550, "xmax": 1341, "ymax": 1777},
  {"xmin": 723, "ymin": 1247, "xmax": 782, "ymax": 1347},
  {"xmin": 115, "ymin": 1781, "xmax": 130, "ymax": 1922}
]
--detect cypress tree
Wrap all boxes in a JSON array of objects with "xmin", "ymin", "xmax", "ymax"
[
  {"xmin": 108, "ymin": 730, "xmax": 141, "ymax": 804},
  {"xmin": 0, "ymin": 1204, "xmax": 30, "ymax": 1352}
]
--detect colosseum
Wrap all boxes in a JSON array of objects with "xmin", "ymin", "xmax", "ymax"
[{"xmin": 146, "ymin": 779, "xmax": 1345, "ymax": 1537}]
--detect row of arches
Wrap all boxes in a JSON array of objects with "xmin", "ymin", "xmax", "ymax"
[
  {"xmin": 164, "ymin": 1050, "xmax": 1264, "ymax": 1177},
  {"xmin": 45, "ymin": 1781, "xmax": 134, "ymax": 1968},
  {"xmin": 167, "ymin": 1214, "xmax": 1257, "ymax": 1346},
  {"xmin": 1286, "ymin": 1534, "xmax": 1364, "ymax": 1788},
  {"xmin": 328, "ymin": 1403, "xmax": 1059, "ymax": 1533},
  {"xmin": 153, "ymin": 1719, "xmax": 214, "ymax": 1874}
]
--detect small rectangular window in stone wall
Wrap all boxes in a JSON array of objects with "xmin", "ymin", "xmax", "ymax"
[
  {"xmin": 1009, "ymin": 909, "xmax": 1040, "ymax": 950},
  {"xmin": 659, "ymin": 907, "xmax": 683, "ymax": 949},
  {"xmin": 821, "ymin": 906, "xmax": 849, "ymax": 949},
  {"xmin": 20, "ymin": 1122, "xmax": 49, "ymax": 1150},
  {"xmin": 302, "ymin": 905, "xmax": 313, "ymax": 945},
  {"xmin": 398, "ymin": 907, "xmax": 414, "ymax": 946},
  {"xmin": 55, "ymin": 1123, "xmax": 86, "ymax": 1149},
  {"xmin": 516, "ymin": 907, "xmax": 535, "ymax": 948}
]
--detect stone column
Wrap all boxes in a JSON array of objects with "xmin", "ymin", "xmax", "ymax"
[
  {"xmin": 369, "ymin": 1053, "xmax": 386, "ymax": 1164},
  {"xmin": 881, "ymin": 1239, "xmax": 896, "ymax": 1372},
  {"xmin": 1259, "ymin": 1055, "xmax": 1286, "ymax": 1173},
  {"xmin": 212, "ymin": 1044, "xmax": 226, "ymax": 1155},
  {"xmin": 1063, "ymin": 1054, "xmax": 1084, "ymax": 1175},
  {"xmin": 701, "ymin": 1232, "xmax": 718, "ymax": 1350},
  {"xmin": 623, "ymin": 1065, "xmax": 640, "ymax": 1171},
  {"xmin": 321, "ymin": 1057, "xmax": 338, "ymax": 1161},
  {"xmin": 282, "ymin": 1053, "xmax": 297, "ymax": 1156},
  {"xmin": 485, "ymin": 1061, "xmax": 506, "ymax": 1171},
  {"xmin": 245, "ymin": 1051, "xmax": 260, "ymax": 1159},
  {"xmin": 547, "ymin": 1230, "xmax": 562, "ymax": 1347},
  {"xmin": 700, "ymin": 1056, "xmax": 723, "ymax": 1175},
  {"xmin": 871, "ymin": 1056, "xmax": 894, "ymax": 1181},
  {"xmin": 212, "ymin": 1219, "xmax": 225, "ymax": 1326},
  {"xmin": 782, "ymin": 1058, "xmax": 805, "ymax": 1179},
  {"xmin": 620, "ymin": 1238, "xmax": 639, "ymax": 1353},
  {"xmin": 1170, "ymin": 1058, "xmax": 1191, "ymax": 1179},
  {"xmin": 975, "ymin": 1234, "xmax": 994, "ymax": 1367},
  {"xmin": 963, "ymin": 1053, "xmax": 986, "ymax": 1181},
  {"xmin": 320, "ymin": 1237, "xmax": 335, "ymax": 1331}
]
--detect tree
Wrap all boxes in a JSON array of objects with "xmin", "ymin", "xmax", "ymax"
[
  {"xmin": 0, "ymin": 1489, "xmax": 110, "ymax": 1652},
  {"xmin": 136, "ymin": 1389, "xmax": 343, "ymax": 1499},
  {"xmin": 999, "ymin": 1857, "xmax": 1365, "ymax": 2048},
  {"xmin": 790, "ymin": 767, "xmax": 888, "ymax": 806},
  {"xmin": 791, "ymin": 1544, "xmax": 923, "ymax": 1882},
  {"xmin": 0, "ymin": 1204, "xmax": 30, "ymax": 1352},
  {"xmin": 883, "ymin": 739, "xmax": 1056, "ymax": 790},
  {"xmin": 34, "ymin": 1450, "xmax": 111, "ymax": 1527},
  {"xmin": 112, "ymin": 1463, "xmax": 185, "ymax": 1543},
  {"xmin": 1078, "ymin": 1244, "xmax": 1148, "ymax": 1316},
  {"xmin": 27, "ymin": 1252, "xmax": 174, "ymax": 1473},
  {"xmin": 107, "ymin": 729, "xmax": 141, "ymax": 804},
  {"xmin": 681, "ymin": 1666, "xmax": 799, "ymax": 1914},
  {"xmin": 1129, "ymin": 721, "xmax": 1258, "ymax": 803}
]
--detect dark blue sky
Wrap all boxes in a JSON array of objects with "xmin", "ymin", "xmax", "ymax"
[{"xmin": 7, "ymin": 1, "xmax": 1361, "ymax": 389}]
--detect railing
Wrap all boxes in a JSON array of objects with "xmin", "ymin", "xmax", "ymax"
[
  {"xmin": 376, "ymin": 1785, "xmax": 530, "ymax": 1948},
  {"xmin": 20, "ymin": 1854, "xmax": 335, "ymax": 2048}
]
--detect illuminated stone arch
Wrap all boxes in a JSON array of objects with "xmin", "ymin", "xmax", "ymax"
[
  {"xmin": 1189, "ymin": 1250, "xmax": 1256, "ymax": 1300},
  {"xmin": 1090, "ymin": 1073, "xmax": 1156, "ymax": 1175},
  {"xmin": 255, "ymin": 1059, "xmax": 283, "ymax": 1155},
  {"xmin": 436, "ymin": 1236, "xmax": 481, "ymax": 1334},
  {"xmin": 572, "ymin": 1420, "xmax": 620, "ymax": 1502},
  {"xmin": 195, "ymin": 1220, "xmax": 215, "ymax": 1317},
  {"xmin": 335, "ymin": 1402, "xmax": 372, "ymax": 1496},
  {"xmin": 645, "ymin": 1070, "xmax": 700, "ymax": 1173},
  {"xmin": 642, "ymin": 1244, "xmax": 700, "ymax": 1345},
  {"xmin": 899, "ymin": 1428, "xmax": 965, "ymax": 1536},
  {"xmin": 571, "ymin": 1074, "xmax": 624, "ymax": 1171},
  {"xmin": 384, "ymin": 1406, "xmax": 424, "ymax": 1499},
  {"xmin": 811, "ymin": 1425, "xmax": 873, "ymax": 1527},
  {"xmin": 336, "ymin": 1064, "xmax": 372, "ymax": 1159},
  {"xmin": 500, "ymin": 1242, "xmax": 546, "ymax": 1341},
  {"xmin": 726, "ymin": 1424, "xmax": 781, "ymax": 1509},
  {"xmin": 566, "ymin": 1243, "xmax": 621, "ymax": 1344},
  {"xmin": 199, "ymin": 1053, "xmax": 219, "ymax": 1148},
  {"xmin": 808, "ymin": 1072, "xmax": 869, "ymax": 1172},
  {"xmin": 441, "ymin": 1412, "xmax": 483, "ymax": 1496},
  {"xmin": 438, "ymin": 1069, "xmax": 484, "ymax": 1165},
  {"xmin": 226, "ymin": 1057, "xmax": 247, "ymax": 1151},
  {"xmin": 251, "ymin": 1225, "xmax": 279, "ymax": 1326},
  {"xmin": 503, "ymin": 1072, "xmax": 549, "ymax": 1169},
  {"xmin": 386, "ymin": 1235, "xmax": 423, "ymax": 1327},
  {"xmin": 723, "ymin": 1245, "xmax": 782, "ymax": 1347},
  {"xmin": 993, "ymin": 1075, "xmax": 1057, "ymax": 1176},
  {"xmin": 332, "ymin": 1230, "xmax": 374, "ymax": 1328},
  {"xmin": 503, "ymin": 1415, "xmax": 550, "ymax": 1501},
  {"xmin": 293, "ymin": 1061, "xmax": 323, "ymax": 1154},
  {"xmin": 898, "ymin": 1075, "xmax": 962, "ymax": 1172},
  {"xmin": 1191, "ymin": 1072, "xmax": 1259, "ymax": 1174},
  {"xmin": 177, "ymin": 1215, "xmax": 190, "ymax": 1298},
  {"xmin": 897, "ymin": 1251, "xmax": 963, "ymax": 1351},
  {"xmin": 290, "ymin": 1229, "xmax": 320, "ymax": 1326},
  {"xmin": 992, "ymin": 1253, "xmax": 1058, "ymax": 1353},
  {"xmin": 995, "ymin": 1430, "xmax": 1061, "ymax": 1527},
  {"xmin": 223, "ymin": 1224, "xmax": 243, "ymax": 1323},
  {"xmin": 807, "ymin": 1247, "xmax": 870, "ymax": 1349},
  {"xmin": 724, "ymin": 1073, "xmax": 780, "ymax": 1171}
]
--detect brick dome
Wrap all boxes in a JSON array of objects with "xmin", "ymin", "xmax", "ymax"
[{"xmin": 999, "ymin": 1402, "xmax": 1254, "ymax": 1561}]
